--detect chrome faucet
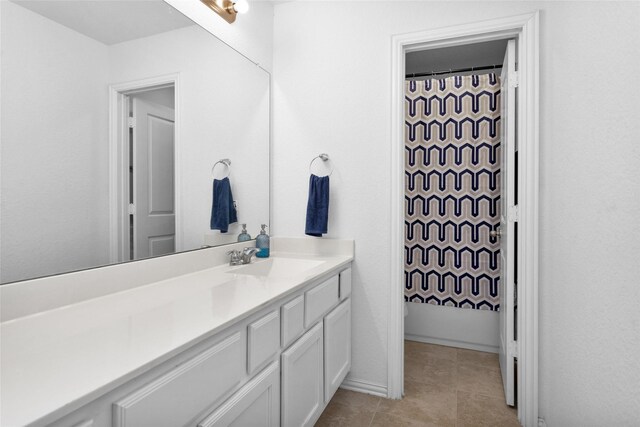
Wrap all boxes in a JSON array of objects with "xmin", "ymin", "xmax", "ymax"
[
  {"xmin": 241, "ymin": 247, "xmax": 260, "ymax": 264},
  {"xmin": 227, "ymin": 247, "xmax": 260, "ymax": 266}
]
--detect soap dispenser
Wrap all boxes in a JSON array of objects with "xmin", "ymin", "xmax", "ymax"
[
  {"xmin": 237, "ymin": 224, "xmax": 251, "ymax": 242},
  {"xmin": 255, "ymin": 224, "xmax": 270, "ymax": 258}
]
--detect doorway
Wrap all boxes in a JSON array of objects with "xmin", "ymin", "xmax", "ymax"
[
  {"xmin": 389, "ymin": 13, "xmax": 539, "ymax": 427},
  {"xmin": 108, "ymin": 74, "xmax": 182, "ymax": 264},
  {"xmin": 403, "ymin": 36, "xmax": 517, "ymax": 411},
  {"xmin": 127, "ymin": 88, "xmax": 176, "ymax": 260},
  {"xmin": 403, "ymin": 39, "xmax": 509, "ymax": 353}
]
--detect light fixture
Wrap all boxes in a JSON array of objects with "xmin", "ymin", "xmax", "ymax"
[
  {"xmin": 200, "ymin": 0, "xmax": 249, "ymax": 24},
  {"xmin": 233, "ymin": 0, "xmax": 249, "ymax": 14}
]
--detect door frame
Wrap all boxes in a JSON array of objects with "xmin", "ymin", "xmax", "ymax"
[
  {"xmin": 108, "ymin": 73, "xmax": 182, "ymax": 263},
  {"xmin": 388, "ymin": 12, "xmax": 539, "ymax": 427}
]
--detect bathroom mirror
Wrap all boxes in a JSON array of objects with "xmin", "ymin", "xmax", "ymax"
[{"xmin": 0, "ymin": 0, "xmax": 270, "ymax": 284}]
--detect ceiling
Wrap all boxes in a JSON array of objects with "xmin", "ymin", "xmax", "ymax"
[
  {"xmin": 406, "ymin": 39, "xmax": 509, "ymax": 76},
  {"xmin": 11, "ymin": 0, "xmax": 195, "ymax": 45}
]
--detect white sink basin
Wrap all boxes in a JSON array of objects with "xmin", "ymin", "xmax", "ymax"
[{"xmin": 229, "ymin": 257, "xmax": 325, "ymax": 278}]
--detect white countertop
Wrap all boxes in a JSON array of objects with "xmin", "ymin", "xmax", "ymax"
[{"xmin": 0, "ymin": 250, "xmax": 353, "ymax": 427}]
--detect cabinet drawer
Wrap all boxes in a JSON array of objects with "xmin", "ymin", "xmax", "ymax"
[
  {"xmin": 339, "ymin": 268, "xmax": 352, "ymax": 300},
  {"xmin": 247, "ymin": 310, "xmax": 280, "ymax": 375},
  {"xmin": 281, "ymin": 295, "xmax": 305, "ymax": 348},
  {"xmin": 113, "ymin": 332, "xmax": 245, "ymax": 427},
  {"xmin": 305, "ymin": 275, "xmax": 339, "ymax": 328}
]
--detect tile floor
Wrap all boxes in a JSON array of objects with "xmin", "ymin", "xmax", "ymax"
[{"xmin": 315, "ymin": 340, "xmax": 519, "ymax": 427}]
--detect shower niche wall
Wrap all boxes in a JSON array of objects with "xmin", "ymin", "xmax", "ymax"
[{"xmin": 403, "ymin": 40, "xmax": 511, "ymax": 353}]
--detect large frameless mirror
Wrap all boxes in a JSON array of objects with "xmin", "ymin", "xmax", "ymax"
[{"xmin": 0, "ymin": 0, "xmax": 270, "ymax": 284}]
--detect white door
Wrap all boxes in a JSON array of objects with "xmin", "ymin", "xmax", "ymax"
[
  {"xmin": 498, "ymin": 39, "xmax": 517, "ymax": 406},
  {"xmin": 132, "ymin": 97, "xmax": 175, "ymax": 259}
]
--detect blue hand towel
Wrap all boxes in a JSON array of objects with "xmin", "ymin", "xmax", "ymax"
[
  {"xmin": 210, "ymin": 177, "xmax": 237, "ymax": 233},
  {"xmin": 305, "ymin": 174, "xmax": 329, "ymax": 237}
]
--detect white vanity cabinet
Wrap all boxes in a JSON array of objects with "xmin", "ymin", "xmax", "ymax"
[
  {"xmin": 37, "ymin": 264, "xmax": 352, "ymax": 427},
  {"xmin": 281, "ymin": 267, "xmax": 352, "ymax": 426}
]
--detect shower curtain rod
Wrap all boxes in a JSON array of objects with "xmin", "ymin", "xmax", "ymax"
[{"xmin": 405, "ymin": 64, "xmax": 503, "ymax": 79}]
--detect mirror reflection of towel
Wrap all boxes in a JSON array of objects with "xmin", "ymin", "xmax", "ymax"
[
  {"xmin": 305, "ymin": 174, "xmax": 329, "ymax": 237},
  {"xmin": 210, "ymin": 177, "xmax": 237, "ymax": 233}
]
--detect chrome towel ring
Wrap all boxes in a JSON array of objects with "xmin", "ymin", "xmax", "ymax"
[
  {"xmin": 309, "ymin": 153, "xmax": 333, "ymax": 177},
  {"xmin": 212, "ymin": 158, "xmax": 231, "ymax": 178}
]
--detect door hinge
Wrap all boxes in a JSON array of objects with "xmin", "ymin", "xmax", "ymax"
[
  {"xmin": 509, "ymin": 71, "xmax": 519, "ymax": 88},
  {"xmin": 509, "ymin": 341, "xmax": 518, "ymax": 358},
  {"xmin": 128, "ymin": 117, "xmax": 136, "ymax": 128},
  {"xmin": 128, "ymin": 203, "xmax": 136, "ymax": 215},
  {"xmin": 508, "ymin": 205, "xmax": 519, "ymax": 222}
]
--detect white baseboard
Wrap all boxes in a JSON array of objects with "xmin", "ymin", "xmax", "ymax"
[
  {"xmin": 405, "ymin": 333, "xmax": 498, "ymax": 354},
  {"xmin": 340, "ymin": 376, "xmax": 388, "ymax": 398}
]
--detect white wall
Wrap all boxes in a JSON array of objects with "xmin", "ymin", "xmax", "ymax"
[
  {"xmin": 165, "ymin": 0, "xmax": 274, "ymax": 72},
  {"xmin": 405, "ymin": 303, "xmax": 499, "ymax": 353},
  {"xmin": 0, "ymin": 1, "xmax": 110, "ymax": 283},
  {"xmin": 272, "ymin": 1, "xmax": 640, "ymax": 425},
  {"xmin": 108, "ymin": 25, "xmax": 270, "ymax": 251}
]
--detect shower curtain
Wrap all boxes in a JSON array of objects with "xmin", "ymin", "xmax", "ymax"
[{"xmin": 404, "ymin": 74, "xmax": 501, "ymax": 311}]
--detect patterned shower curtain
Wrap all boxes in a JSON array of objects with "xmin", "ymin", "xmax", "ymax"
[{"xmin": 404, "ymin": 74, "xmax": 501, "ymax": 311}]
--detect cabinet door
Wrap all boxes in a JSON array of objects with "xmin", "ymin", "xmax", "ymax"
[
  {"xmin": 281, "ymin": 294, "xmax": 305, "ymax": 349},
  {"xmin": 324, "ymin": 298, "xmax": 351, "ymax": 402},
  {"xmin": 305, "ymin": 275, "xmax": 339, "ymax": 328},
  {"xmin": 339, "ymin": 268, "xmax": 352, "ymax": 300},
  {"xmin": 247, "ymin": 310, "xmax": 280, "ymax": 375},
  {"xmin": 198, "ymin": 362, "xmax": 280, "ymax": 427},
  {"xmin": 281, "ymin": 322, "xmax": 324, "ymax": 427}
]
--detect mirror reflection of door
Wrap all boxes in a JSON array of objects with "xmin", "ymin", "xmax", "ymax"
[{"xmin": 127, "ymin": 89, "xmax": 176, "ymax": 260}]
